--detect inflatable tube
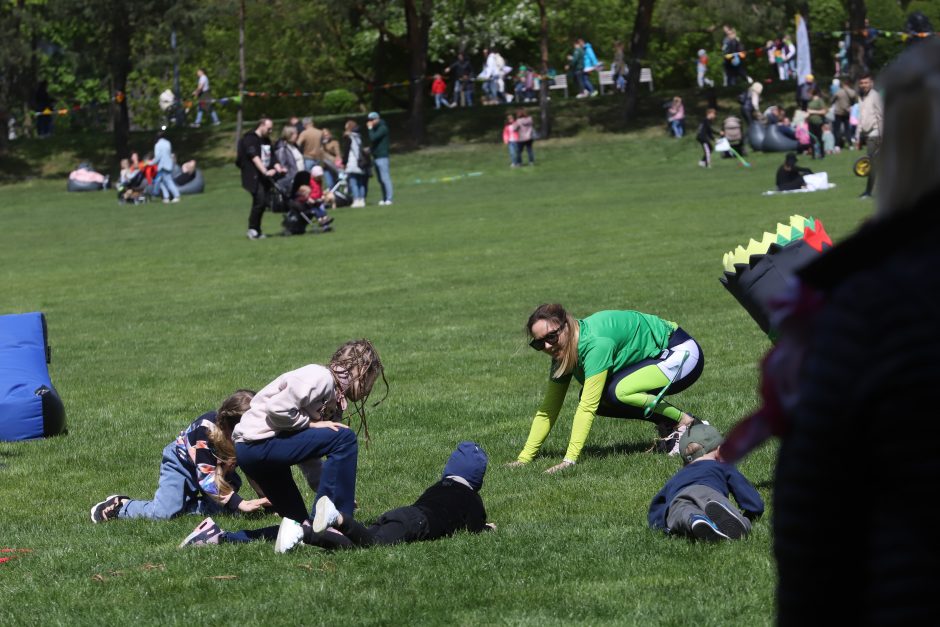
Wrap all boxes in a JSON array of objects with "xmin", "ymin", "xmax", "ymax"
[
  {"xmin": 175, "ymin": 169, "xmax": 205, "ymax": 195},
  {"xmin": 762, "ymin": 124, "xmax": 800, "ymax": 152},
  {"xmin": 748, "ymin": 123, "xmax": 766, "ymax": 151},
  {"xmin": 67, "ymin": 179, "xmax": 104, "ymax": 192},
  {"xmin": 0, "ymin": 312, "xmax": 67, "ymax": 441}
]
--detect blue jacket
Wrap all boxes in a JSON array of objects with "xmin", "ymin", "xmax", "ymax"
[
  {"xmin": 154, "ymin": 138, "xmax": 174, "ymax": 172},
  {"xmin": 583, "ymin": 43, "xmax": 600, "ymax": 69},
  {"xmin": 647, "ymin": 460, "xmax": 764, "ymax": 530}
]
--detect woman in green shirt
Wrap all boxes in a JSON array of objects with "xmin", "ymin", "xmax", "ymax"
[{"xmin": 511, "ymin": 304, "xmax": 705, "ymax": 473}]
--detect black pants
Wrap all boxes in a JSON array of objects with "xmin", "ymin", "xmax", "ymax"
[
  {"xmin": 338, "ymin": 506, "xmax": 430, "ymax": 547},
  {"xmin": 808, "ymin": 122, "xmax": 824, "ymax": 159},
  {"xmin": 863, "ymin": 135, "xmax": 880, "ymax": 195},
  {"xmin": 247, "ymin": 185, "xmax": 268, "ymax": 233},
  {"xmin": 833, "ymin": 114, "xmax": 851, "ymax": 148}
]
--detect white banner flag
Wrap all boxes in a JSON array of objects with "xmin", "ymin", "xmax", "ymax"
[{"xmin": 796, "ymin": 14, "xmax": 813, "ymax": 85}]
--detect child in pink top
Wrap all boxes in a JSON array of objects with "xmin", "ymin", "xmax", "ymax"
[{"xmin": 503, "ymin": 114, "xmax": 520, "ymax": 167}]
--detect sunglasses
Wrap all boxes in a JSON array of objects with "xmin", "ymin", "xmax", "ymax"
[{"xmin": 529, "ymin": 320, "xmax": 567, "ymax": 351}]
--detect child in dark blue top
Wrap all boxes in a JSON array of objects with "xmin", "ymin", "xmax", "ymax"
[
  {"xmin": 90, "ymin": 390, "xmax": 270, "ymax": 522},
  {"xmin": 272, "ymin": 441, "xmax": 492, "ymax": 553},
  {"xmin": 648, "ymin": 423, "xmax": 763, "ymax": 541}
]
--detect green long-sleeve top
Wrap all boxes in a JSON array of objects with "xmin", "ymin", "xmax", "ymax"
[{"xmin": 517, "ymin": 310, "xmax": 677, "ymax": 463}]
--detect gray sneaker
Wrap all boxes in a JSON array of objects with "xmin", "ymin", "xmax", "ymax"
[
  {"xmin": 690, "ymin": 514, "xmax": 729, "ymax": 541},
  {"xmin": 704, "ymin": 501, "xmax": 748, "ymax": 539}
]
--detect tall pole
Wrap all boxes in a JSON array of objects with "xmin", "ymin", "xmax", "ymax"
[
  {"xmin": 537, "ymin": 0, "xmax": 550, "ymax": 139},
  {"xmin": 171, "ymin": 30, "xmax": 180, "ymax": 99},
  {"xmin": 235, "ymin": 0, "xmax": 245, "ymax": 145}
]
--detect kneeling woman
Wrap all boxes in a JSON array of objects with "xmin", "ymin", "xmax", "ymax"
[
  {"xmin": 513, "ymin": 304, "xmax": 705, "ymax": 473},
  {"xmin": 226, "ymin": 340, "xmax": 385, "ymax": 545}
]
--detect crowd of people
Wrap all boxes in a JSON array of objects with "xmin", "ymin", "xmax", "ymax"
[
  {"xmin": 236, "ymin": 111, "xmax": 394, "ymax": 240},
  {"xmin": 68, "ymin": 25, "xmax": 940, "ymax": 625}
]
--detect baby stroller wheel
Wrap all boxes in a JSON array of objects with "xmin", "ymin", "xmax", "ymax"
[{"xmin": 853, "ymin": 156, "xmax": 871, "ymax": 177}]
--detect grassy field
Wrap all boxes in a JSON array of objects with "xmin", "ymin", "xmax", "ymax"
[{"xmin": 0, "ymin": 124, "xmax": 871, "ymax": 625}]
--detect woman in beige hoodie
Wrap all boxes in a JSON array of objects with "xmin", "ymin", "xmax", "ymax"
[{"xmin": 228, "ymin": 340, "xmax": 384, "ymax": 544}]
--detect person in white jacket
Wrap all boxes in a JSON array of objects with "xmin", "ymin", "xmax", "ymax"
[{"xmin": 229, "ymin": 339, "xmax": 385, "ymax": 548}]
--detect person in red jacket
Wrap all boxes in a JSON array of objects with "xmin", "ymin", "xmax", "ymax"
[{"xmin": 431, "ymin": 74, "xmax": 454, "ymax": 109}]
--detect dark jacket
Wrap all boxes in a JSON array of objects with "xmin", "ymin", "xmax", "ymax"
[
  {"xmin": 776, "ymin": 164, "xmax": 813, "ymax": 191},
  {"xmin": 368, "ymin": 120, "xmax": 390, "ymax": 159},
  {"xmin": 237, "ymin": 131, "xmax": 277, "ymax": 193},
  {"xmin": 774, "ymin": 188, "xmax": 940, "ymax": 625}
]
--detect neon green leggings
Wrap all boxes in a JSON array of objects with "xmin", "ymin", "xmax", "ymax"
[{"xmin": 613, "ymin": 364, "xmax": 683, "ymax": 422}]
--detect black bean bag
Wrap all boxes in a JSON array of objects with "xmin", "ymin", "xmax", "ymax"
[
  {"xmin": 761, "ymin": 124, "xmax": 800, "ymax": 152},
  {"xmin": 67, "ymin": 178, "xmax": 104, "ymax": 192},
  {"xmin": 172, "ymin": 166, "xmax": 205, "ymax": 195},
  {"xmin": 748, "ymin": 123, "xmax": 766, "ymax": 151}
]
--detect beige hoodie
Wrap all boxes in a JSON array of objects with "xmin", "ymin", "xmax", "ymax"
[{"xmin": 233, "ymin": 364, "xmax": 338, "ymax": 443}]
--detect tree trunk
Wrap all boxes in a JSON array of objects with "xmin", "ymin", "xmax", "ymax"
[
  {"xmin": 404, "ymin": 0, "xmax": 432, "ymax": 145},
  {"xmin": 537, "ymin": 0, "xmax": 550, "ymax": 139},
  {"xmin": 235, "ymin": 0, "xmax": 246, "ymax": 147},
  {"xmin": 625, "ymin": 0, "xmax": 655, "ymax": 121},
  {"xmin": 845, "ymin": 0, "xmax": 867, "ymax": 78},
  {"xmin": 110, "ymin": 19, "xmax": 132, "ymax": 157}
]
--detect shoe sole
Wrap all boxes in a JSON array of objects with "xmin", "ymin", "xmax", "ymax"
[
  {"xmin": 312, "ymin": 496, "xmax": 332, "ymax": 533},
  {"xmin": 705, "ymin": 501, "xmax": 748, "ymax": 539},
  {"xmin": 274, "ymin": 518, "xmax": 303, "ymax": 554},
  {"xmin": 90, "ymin": 494, "xmax": 125, "ymax": 523},
  {"xmin": 179, "ymin": 517, "xmax": 217, "ymax": 548},
  {"xmin": 691, "ymin": 518, "xmax": 729, "ymax": 541}
]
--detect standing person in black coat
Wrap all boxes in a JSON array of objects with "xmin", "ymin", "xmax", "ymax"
[
  {"xmin": 723, "ymin": 40, "xmax": 940, "ymax": 625},
  {"xmin": 237, "ymin": 117, "xmax": 284, "ymax": 239}
]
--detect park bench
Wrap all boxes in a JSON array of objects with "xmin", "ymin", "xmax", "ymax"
[
  {"xmin": 548, "ymin": 74, "xmax": 568, "ymax": 98},
  {"xmin": 597, "ymin": 68, "xmax": 653, "ymax": 94}
]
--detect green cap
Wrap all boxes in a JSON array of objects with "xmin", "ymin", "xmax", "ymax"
[{"xmin": 678, "ymin": 423, "xmax": 724, "ymax": 464}]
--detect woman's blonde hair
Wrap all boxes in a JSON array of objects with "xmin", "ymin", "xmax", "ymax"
[
  {"xmin": 876, "ymin": 38, "xmax": 940, "ymax": 219},
  {"xmin": 526, "ymin": 304, "xmax": 580, "ymax": 379},
  {"xmin": 281, "ymin": 125, "xmax": 297, "ymax": 142},
  {"xmin": 329, "ymin": 339, "xmax": 387, "ymax": 441},
  {"xmin": 207, "ymin": 389, "xmax": 255, "ymax": 499}
]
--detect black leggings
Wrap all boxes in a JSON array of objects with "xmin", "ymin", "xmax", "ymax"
[{"xmin": 338, "ymin": 506, "xmax": 430, "ymax": 547}]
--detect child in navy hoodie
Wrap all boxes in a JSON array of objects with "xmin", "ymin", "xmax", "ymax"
[
  {"xmin": 648, "ymin": 424, "xmax": 763, "ymax": 541},
  {"xmin": 275, "ymin": 441, "xmax": 492, "ymax": 552}
]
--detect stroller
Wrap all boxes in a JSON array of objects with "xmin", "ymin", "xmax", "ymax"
[
  {"xmin": 116, "ymin": 169, "xmax": 148, "ymax": 204},
  {"xmin": 271, "ymin": 172, "xmax": 335, "ymax": 236}
]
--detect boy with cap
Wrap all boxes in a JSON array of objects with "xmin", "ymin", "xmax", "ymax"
[
  {"xmin": 776, "ymin": 152, "xmax": 814, "ymax": 191},
  {"xmin": 648, "ymin": 424, "xmax": 763, "ymax": 541},
  {"xmin": 275, "ymin": 441, "xmax": 491, "ymax": 552}
]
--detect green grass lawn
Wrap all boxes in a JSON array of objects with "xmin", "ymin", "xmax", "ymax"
[{"xmin": 0, "ymin": 128, "xmax": 871, "ymax": 625}]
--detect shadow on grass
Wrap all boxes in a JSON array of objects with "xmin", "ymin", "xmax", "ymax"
[{"xmin": 579, "ymin": 441, "xmax": 654, "ymax": 459}]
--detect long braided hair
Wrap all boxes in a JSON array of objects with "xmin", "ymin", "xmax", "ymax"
[{"xmin": 328, "ymin": 339, "xmax": 387, "ymax": 442}]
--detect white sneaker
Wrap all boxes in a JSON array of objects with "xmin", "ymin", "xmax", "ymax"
[
  {"xmin": 312, "ymin": 496, "xmax": 340, "ymax": 533},
  {"xmin": 246, "ymin": 229, "xmax": 266, "ymax": 240},
  {"xmin": 274, "ymin": 518, "xmax": 305, "ymax": 554}
]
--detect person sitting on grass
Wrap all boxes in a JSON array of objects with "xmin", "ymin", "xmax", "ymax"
[
  {"xmin": 647, "ymin": 423, "xmax": 763, "ymax": 541},
  {"xmin": 90, "ymin": 390, "xmax": 270, "ymax": 522},
  {"xmin": 275, "ymin": 441, "xmax": 493, "ymax": 552},
  {"xmin": 776, "ymin": 152, "xmax": 814, "ymax": 191},
  {"xmin": 289, "ymin": 184, "xmax": 333, "ymax": 233}
]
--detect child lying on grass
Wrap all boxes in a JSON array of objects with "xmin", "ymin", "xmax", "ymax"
[{"xmin": 647, "ymin": 423, "xmax": 763, "ymax": 541}]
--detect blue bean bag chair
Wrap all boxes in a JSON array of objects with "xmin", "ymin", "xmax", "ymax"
[
  {"xmin": 0, "ymin": 312, "xmax": 67, "ymax": 441},
  {"xmin": 762, "ymin": 124, "xmax": 800, "ymax": 152}
]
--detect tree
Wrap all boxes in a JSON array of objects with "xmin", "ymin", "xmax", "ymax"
[
  {"xmin": 404, "ymin": 0, "xmax": 433, "ymax": 143},
  {"xmin": 625, "ymin": 0, "xmax": 655, "ymax": 120}
]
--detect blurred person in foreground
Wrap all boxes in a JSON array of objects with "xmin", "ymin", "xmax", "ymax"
[{"xmin": 718, "ymin": 38, "xmax": 940, "ymax": 625}]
